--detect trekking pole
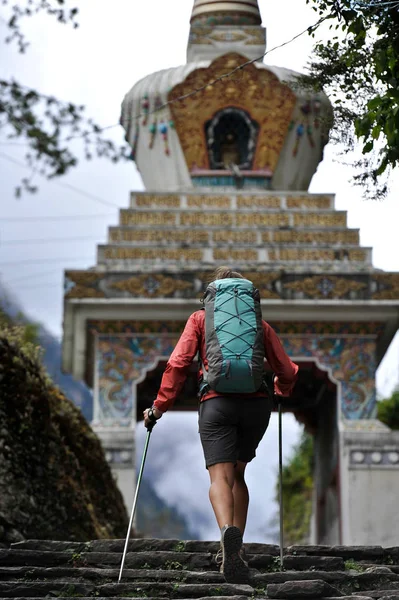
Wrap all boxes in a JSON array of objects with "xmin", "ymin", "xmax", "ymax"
[
  {"xmin": 118, "ymin": 417, "xmax": 156, "ymax": 583},
  {"xmin": 278, "ymin": 401, "xmax": 284, "ymax": 570}
]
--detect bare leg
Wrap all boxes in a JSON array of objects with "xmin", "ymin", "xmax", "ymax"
[
  {"xmin": 208, "ymin": 462, "xmax": 235, "ymax": 529},
  {"xmin": 232, "ymin": 461, "xmax": 249, "ymax": 535}
]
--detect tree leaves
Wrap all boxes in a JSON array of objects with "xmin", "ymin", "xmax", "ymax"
[
  {"xmin": 0, "ymin": 80, "xmax": 130, "ymax": 195},
  {"xmin": 274, "ymin": 431, "xmax": 314, "ymax": 545},
  {"xmin": 306, "ymin": 0, "xmax": 399, "ymax": 198},
  {"xmin": 2, "ymin": 0, "xmax": 79, "ymax": 53},
  {"xmin": 377, "ymin": 391, "xmax": 399, "ymax": 430},
  {"xmin": 0, "ymin": 1, "xmax": 130, "ymax": 195}
]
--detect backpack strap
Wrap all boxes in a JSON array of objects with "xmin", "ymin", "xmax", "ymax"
[{"xmin": 198, "ymin": 357, "xmax": 210, "ymax": 399}]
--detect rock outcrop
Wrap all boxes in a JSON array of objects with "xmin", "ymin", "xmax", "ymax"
[{"xmin": 0, "ymin": 330, "xmax": 128, "ymax": 546}]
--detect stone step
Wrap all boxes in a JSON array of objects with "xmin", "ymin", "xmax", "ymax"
[
  {"xmin": 87, "ymin": 539, "xmax": 222, "ymax": 554},
  {"xmin": 283, "ymin": 557, "xmax": 345, "ymax": 572},
  {"xmin": 11, "ymin": 538, "xmax": 276, "ymax": 555},
  {"xmin": 107, "ymin": 238, "xmax": 362, "ymax": 251},
  {"xmin": 10, "ymin": 540, "xmax": 89, "ymax": 553},
  {"xmin": 0, "ymin": 566, "xmax": 369, "ymax": 584},
  {"xmin": 267, "ymin": 579, "xmax": 344, "ymax": 598},
  {"xmin": 251, "ymin": 570, "xmax": 399, "ymax": 594},
  {"xmin": 97, "ymin": 582, "xmax": 254, "ymax": 598},
  {"xmin": 0, "ymin": 550, "xmax": 76, "ymax": 567},
  {"xmin": 287, "ymin": 547, "xmax": 386, "ymax": 561},
  {"xmin": 129, "ymin": 192, "xmax": 335, "ymax": 211},
  {"xmin": 127, "ymin": 204, "xmax": 337, "ymax": 215},
  {"xmin": 0, "ymin": 582, "xmax": 95, "ymax": 598},
  {"xmin": 98, "ymin": 245, "xmax": 371, "ymax": 265},
  {"xmin": 0, "ymin": 581, "xmax": 254, "ymax": 598},
  {"xmin": 252, "ymin": 572, "xmax": 350, "ymax": 585},
  {"xmin": 3, "ymin": 539, "xmax": 399, "ymax": 600},
  {"xmin": 119, "ymin": 208, "xmax": 347, "ymax": 229},
  {"xmin": 83, "ymin": 550, "xmax": 215, "ymax": 570},
  {"xmin": 353, "ymin": 589, "xmax": 399, "ymax": 598},
  {"xmin": 4, "ymin": 597, "xmax": 250, "ymax": 600},
  {"xmin": 0, "ymin": 549, "xmax": 224, "ymax": 570},
  {"xmin": 84, "ymin": 550, "xmax": 281, "ymax": 571},
  {"xmin": 326, "ymin": 597, "xmax": 373, "ymax": 600},
  {"xmin": 0, "ymin": 566, "xmax": 225, "ymax": 583},
  {"xmin": 108, "ymin": 226, "xmax": 360, "ymax": 248}
]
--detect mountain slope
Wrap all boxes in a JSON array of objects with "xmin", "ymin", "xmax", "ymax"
[{"xmin": 0, "ymin": 283, "xmax": 93, "ymax": 420}]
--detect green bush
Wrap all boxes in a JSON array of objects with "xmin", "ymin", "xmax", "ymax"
[
  {"xmin": 378, "ymin": 391, "xmax": 399, "ymax": 430},
  {"xmin": 275, "ymin": 431, "xmax": 314, "ymax": 546}
]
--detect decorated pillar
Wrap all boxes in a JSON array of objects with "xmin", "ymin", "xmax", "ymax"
[{"xmin": 91, "ymin": 325, "xmax": 181, "ymax": 513}]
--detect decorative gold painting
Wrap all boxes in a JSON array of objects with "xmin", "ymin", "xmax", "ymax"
[{"xmin": 168, "ymin": 52, "xmax": 296, "ymax": 173}]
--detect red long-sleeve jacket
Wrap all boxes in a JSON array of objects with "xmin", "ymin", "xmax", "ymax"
[{"xmin": 153, "ymin": 310, "xmax": 299, "ymax": 414}]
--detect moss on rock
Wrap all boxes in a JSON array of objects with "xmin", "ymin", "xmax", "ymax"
[{"xmin": 0, "ymin": 327, "xmax": 128, "ymax": 545}]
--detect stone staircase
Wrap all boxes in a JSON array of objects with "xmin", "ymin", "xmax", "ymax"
[{"xmin": 2, "ymin": 539, "xmax": 399, "ymax": 600}]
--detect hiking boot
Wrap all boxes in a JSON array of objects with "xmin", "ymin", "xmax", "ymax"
[
  {"xmin": 219, "ymin": 525, "xmax": 250, "ymax": 584},
  {"xmin": 215, "ymin": 546, "xmax": 248, "ymax": 567}
]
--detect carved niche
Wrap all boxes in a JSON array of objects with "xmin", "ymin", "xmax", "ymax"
[{"xmin": 168, "ymin": 53, "xmax": 296, "ymax": 173}]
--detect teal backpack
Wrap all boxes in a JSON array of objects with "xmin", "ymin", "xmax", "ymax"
[{"xmin": 201, "ymin": 277, "xmax": 265, "ymax": 395}]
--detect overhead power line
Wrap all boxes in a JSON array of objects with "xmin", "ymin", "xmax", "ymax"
[
  {"xmin": 0, "ymin": 213, "xmax": 115, "ymax": 223},
  {"xmin": 1, "ymin": 235, "xmax": 106, "ymax": 246},
  {"xmin": 3, "ymin": 269, "xmax": 62, "ymax": 285},
  {"xmin": 71, "ymin": 16, "xmax": 327, "ymax": 137},
  {"xmin": 1, "ymin": 16, "xmax": 329, "ymax": 146},
  {"xmin": 0, "ymin": 256, "xmax": 94, "ymax": 267},
  {"xmin": 10, "ymin": 281, "xmax": 62, "ymax": 291},
  {"xmin": 354, "ymin": 0, "xmax": 399, "ymax": 6},
  {"xmin": 0, "ymin": 152, "xmax": 121, "ymax": 208}
]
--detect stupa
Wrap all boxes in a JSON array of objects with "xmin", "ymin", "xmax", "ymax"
[{"xmin": 63, "ymin": 0, "xmax": 399, "ymax": 544}]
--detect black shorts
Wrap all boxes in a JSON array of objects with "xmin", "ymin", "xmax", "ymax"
[{"xmin": 198, "ymin": 395, "xmax": 272, "ymax": 469}]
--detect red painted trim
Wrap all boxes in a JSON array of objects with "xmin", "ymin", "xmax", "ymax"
[{"xmin": 191, "ymin": 169, "xmax": 273, "ymax": 177}]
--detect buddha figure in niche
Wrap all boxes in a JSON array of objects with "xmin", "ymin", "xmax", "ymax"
[
  {"xmin": 220, "ymin": 131, "xmax": 241, "ymax": 169},
  {"xmin": 205, "ymin": 107, "xmax": 259, "ymax": 173}
]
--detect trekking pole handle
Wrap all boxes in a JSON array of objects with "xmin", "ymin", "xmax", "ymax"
[{"xmin": 146, "ymin": 408, "xmax": 158, "ymax": 431}]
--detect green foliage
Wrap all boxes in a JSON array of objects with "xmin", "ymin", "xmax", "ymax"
[
  {"xmin": 275, "ymin": 431, "xmax": 314, "ymax": 546},
  {"xmin": 0, "ymin": 0, "xmax": 129, "ymax": 195},
  {"xmin": 266, "ymin": 557, "xmax": 282, "ymax": 573},
  {"xmin": 3, "ymin": 0, "xmax": 79, "ymax": 53},
  {"xmin": 210, "ymin": 588, "xmax": 223, "ymax": 596},
  {"xmin": 253, "ymin": 587, "xmax": 267, "ymax": 597},
  {"xmin": 164, "ymin": 560, "xmax": 184, "ymax": 571},
  {"xmin": 344, "ymin": 559, "xmax": 364, "ymax": 572},
  {"xmin": 0, "ymin": 305, "xmax": 41, "ymax": 363},
  {"xmin": 123, "ymin": 590, "xmax": 148, "ymax": 598},
  {"xmin": 304, "ymin": 0, "xmax": 399, "ymax": 198},
  {"xmin": 68, "ymin": 552, "xmax": 84, "ymax": 567},
  {"xmin": 173, "ymin": 541, "xmax": 186, "ymax": 553},
  {"xmin": 377, "ymin": 391, "xmax": 399, "ymax": 430},
  {"xmin": 59, "ymin": 584, "xmax": 84, "ymax": 597}
]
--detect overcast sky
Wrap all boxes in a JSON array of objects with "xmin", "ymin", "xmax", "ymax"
[{"xmin": 1, "ymin": 0, "xmax": 399, "ymax": 541}]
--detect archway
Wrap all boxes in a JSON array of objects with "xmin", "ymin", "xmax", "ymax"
[{"xmin": 135, "ymin": 358, "xmax": 340, "ymax": 545}]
